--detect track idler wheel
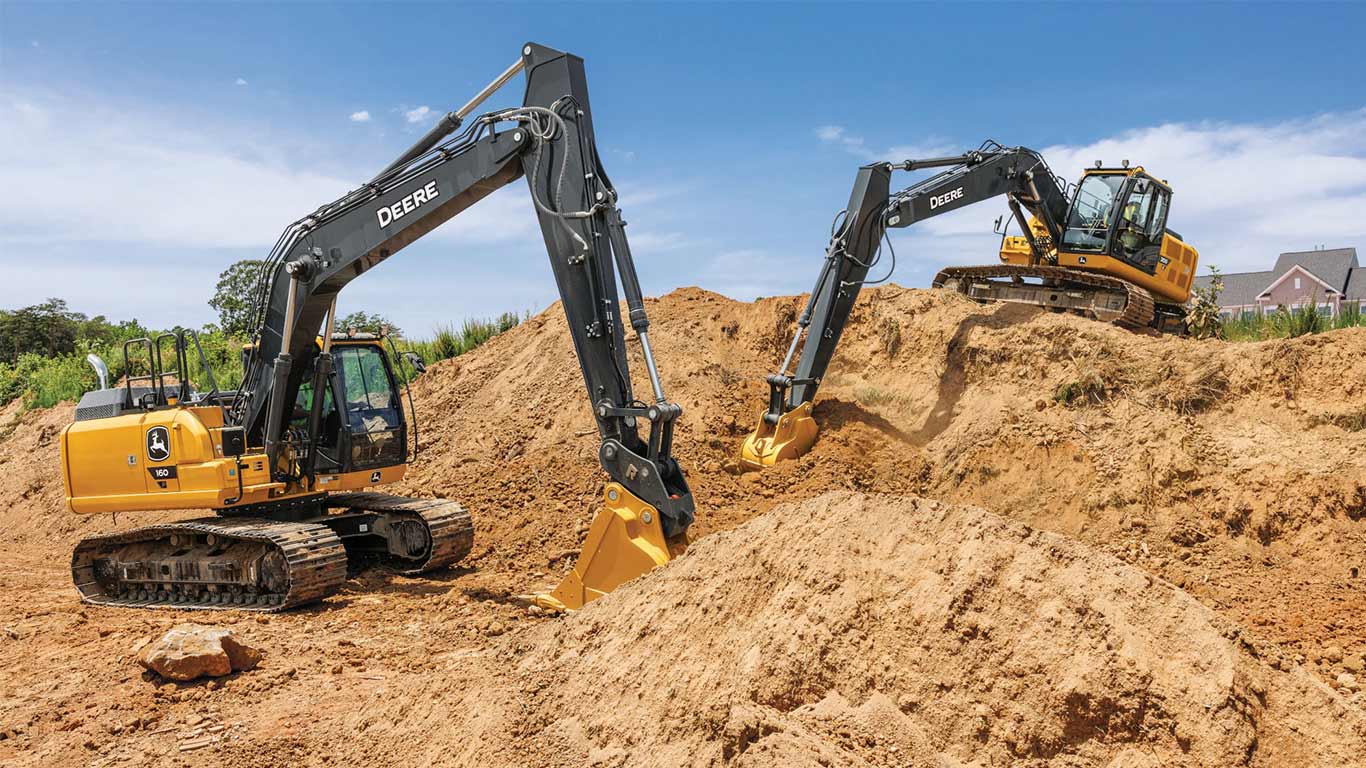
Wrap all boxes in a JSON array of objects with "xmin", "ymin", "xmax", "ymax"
[
  {"xmin": 738, "ymin": 401, "xmax": 818, "ymax": 470},
  {"xmin": 529, "ymin": 483, "xmax": 684, "ymax": 612}
]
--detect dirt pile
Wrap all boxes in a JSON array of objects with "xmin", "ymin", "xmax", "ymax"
[
  {"xmin": 399, "ymin": 287, "xmax": 1366, "ymax": 672},
  {"xmin": 1, "ymin": 285, "xmax": 1364, "ymax": 767},
  {"xmin": 377, "ymin": 492, "xmax": 1366, "ymax": 767}
]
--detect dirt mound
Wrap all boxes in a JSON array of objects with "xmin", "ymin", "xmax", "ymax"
[
  {"xmin": 398, "ymin": 286, "xmax": 1365, "ymax": 672},
  {"xmin": 1, "ymin": 285, "xmax": 1364, "ymax": 766},
  {"xmin": 351, "ymin": 492, "xmax": 1366, "ymax": 767}
]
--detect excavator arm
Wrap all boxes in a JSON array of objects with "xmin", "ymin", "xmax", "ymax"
[
  {"xmin": 231, "ymin": 43, "xmax": 692, "ymax": 608},
  {"xmin": 740, "ymin": 142, "xmax": 1071, "ymax": 467}
]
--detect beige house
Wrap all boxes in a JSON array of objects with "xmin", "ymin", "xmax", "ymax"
[{"xmin": 1193, "ymin": 247, "xmax": 1365, "ymax": 319}]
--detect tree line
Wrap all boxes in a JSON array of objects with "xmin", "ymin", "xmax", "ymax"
[{"xmin": 1, "ymin": 259, "xmax": 516, "ymax": 410}]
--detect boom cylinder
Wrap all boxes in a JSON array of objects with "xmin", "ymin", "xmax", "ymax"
[{"xmin": 263, "ymin": 272, "xmax": 301, "ymax": 475}]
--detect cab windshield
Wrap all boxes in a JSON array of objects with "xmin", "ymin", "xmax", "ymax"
[
  {"xmin": 1062, "ymin": 174, "xmax": 1126, "ymax": 252},
  {"xmin": 335, "ymin": 345, "xmax": 405, "ymax": 467},
  {"xmin": 337, "ymin": 345, "xmax": 399, "ymax": 430}
]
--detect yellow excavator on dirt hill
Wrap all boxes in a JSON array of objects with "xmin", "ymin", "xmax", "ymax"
[
  {"xmin": 59, "ymin": 44, "xmax": 694, "ymax": 613},
  {"xmin": 741, "ymin": 142, "xmax": 1198, "ymax": 468}
]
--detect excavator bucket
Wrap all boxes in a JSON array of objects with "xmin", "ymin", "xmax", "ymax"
[
  {"xmin": 531, "ymin": 483, "xmax": 685, "ymax": 612},
  {"xmin": 739, "ymin": 401, "xmax": 818, "ymax": 469}
]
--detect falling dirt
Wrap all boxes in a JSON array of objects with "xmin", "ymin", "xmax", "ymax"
[{"xmin": 1, "ymin": 286, "xmax": 1363, "ymax": 766}]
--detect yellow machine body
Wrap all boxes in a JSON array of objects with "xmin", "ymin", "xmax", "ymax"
[
  {"xmin": 60, "ymin": 405, "xmax": 405, "ymax": 514},
  {"xmin": 60, "ymin": 337, "xmax": 406, "ymax": 515},
  {"xmin": 999, "ymin": 167, "xmax": 1198, "ymax": 305},
  {"xmin": 739, "ymin": 401, "xmax": 818, "ymax": 470},
  {"xmin": 532, "ymin": 482, "xmax": 684, "ymax": 611}
]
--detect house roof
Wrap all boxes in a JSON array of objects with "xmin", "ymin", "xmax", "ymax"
[
  {"xmin": 1271, "ymin": 248, "xmax": 1359, "ymax": 292},
  {"xmin": 1193, "ymin": 270, "xmax": 1273, "ymax": 307},
  {"xmin": 1257, "ymin": 263, "xmax": 1342, "ymax": 298},
  {"xmin": 1346, "ymin": 267, "xmax": 1366, "ymax": 301}
]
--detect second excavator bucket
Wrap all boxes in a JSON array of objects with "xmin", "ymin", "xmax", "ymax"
[
  {"xmin": 531, "ymin": 482, "xmax": 685, "ymax": 612},
  {"xmin": 739, "ymin": 401, "xmax": 818, "ymax": 470}
]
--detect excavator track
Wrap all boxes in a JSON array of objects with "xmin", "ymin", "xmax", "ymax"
[
  {"xmin": 71, "ymin": 517, "xmax": 348, "ymax": 612},
  {"xmin": 69, "ymin": 494, "xmax": 472, "ymax": 613},
  {"xmin": 932, "ymin": 264, "xmax": 1157, "ymax": 330},
  {"xmin": 324, "ymin": 492, "xmax": 474, "ymax": 575}
]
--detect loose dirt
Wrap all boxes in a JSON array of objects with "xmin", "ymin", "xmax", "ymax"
[{"xmin": 1, "ymin": 286, "xmax": 1363, "ymax": 766}]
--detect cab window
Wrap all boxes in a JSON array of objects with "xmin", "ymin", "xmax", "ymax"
[
  {"xmin": 291, "ymin": 378, "xmax": 338, "ymax": 446},
  {"xmin": 336, "ymin": 346, "xmax": 400, "ymax": 432},
  {"xmin": 1062, "ymin": 174, "xmax": 1126, "ymax": 251}
]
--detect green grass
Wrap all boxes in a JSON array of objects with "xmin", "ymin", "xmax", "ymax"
[
  {"xmin": 1221, "ymin": 301, "xmax": 1363, "ymax": 342},
  {"xmin": 399, "ymin": 312, "xmax": 523, "ymax": 372}
]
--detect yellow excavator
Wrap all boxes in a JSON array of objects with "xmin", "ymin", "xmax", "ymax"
[
  {"xmin": 60, "ymin": 43, "xmax": 694, "ymax": 613},
  {"xmin": 741, "ymin": 142, "xmax": 1198, "ymax": 468}
]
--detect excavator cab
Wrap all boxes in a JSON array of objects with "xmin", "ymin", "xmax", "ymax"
[
  {"xmin": 1058, "ymin": 169, "xmax": 1172, "ymax": 273},
  {"xmin": 288, "ymin": 337, "xmax": 408, "ymax": 476},
  {"xmin": 1001, "ymin": 165, "xmax": 1195, "ymax": 312}
]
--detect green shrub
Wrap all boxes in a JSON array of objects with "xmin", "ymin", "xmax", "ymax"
[
  {"xmin": 1271, "ymin": 302, "xmax": 1326, "ymax": 338},
  {"xmin": 20, "ymin": 353, "xmax": 97, "ymax": 409},
  {"xmin": 1335, "ymin": 301, "xmax": 1364, "ymax": 330},
  {"xmin": 429, "ymin": 323, "xmax": 464, "ymax": 361},
  {"xmin": 1185, "ymin": 266, "xmax": 1224, "ymax": 340},
  {"xmin": 1221, "ymin": 312, "xmax": 1270, "ymax": 342},
  {"xmin": 404, "ymin": 312, "xmax": 524, "ymax": 369}
]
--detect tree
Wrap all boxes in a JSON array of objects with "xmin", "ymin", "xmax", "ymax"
[
  {"xmin": 209, "ymin": 259, "xmax": 267, "ymax": 339},
  {"xmin": 0, "ymin": 298, "xmax": 85, "ymax": 364},
  {"xmin": 335, "ymin": 311, "xmax": 400, "ymax": 338},
  {"xmin": 1185, "ymin": 265, "xmax": 1224, "ymax": 340}
]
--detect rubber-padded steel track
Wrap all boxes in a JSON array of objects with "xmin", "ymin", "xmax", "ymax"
[
  {"xmin": 325, "ymin": 492, "xmax": 473, "ymax": 575},
  {"xmin": 71, "ymin": 517, "xmax": 348, "ymax": 612},
  {"xmin": 932, "ymin": 264, "xmax": 1157, "ymax": 330}
]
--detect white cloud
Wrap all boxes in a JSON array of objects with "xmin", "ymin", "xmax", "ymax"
[
  {"xmin": 234, "ymin": 77, "xmax": 248, "ymax": 87},
  {"xmin": 816, "ymin": 125, "xmax": 952, "ymax": 163},
  {"xmin": 349, "ymin": 110, "xmax": 371, "ymax": 123},
  {"xmin": 0, "ymin": 91, "xmax": 555, "ymax": 329},
  {"xmin": 1, "ymin": 95, "xmax": 356, "ymax": 249},
  {"xmin": 626, "ymin": 230, "xmax": 692, "ymax": 252},
  {"xmin": 404, "ymin": 105, "xmax": 433, "ymax": 124},
  {"xmin": 826, "ymin": 110, "xmax": 1366, "ymax": 276},
  {"xmin": 0, "ymin": 93, "xmax": 544, "ymax": 252}
]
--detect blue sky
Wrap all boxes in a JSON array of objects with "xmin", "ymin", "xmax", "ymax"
[{"xmin": 3, "ymin": 2, "xmax": 1365, "ymax": 334}]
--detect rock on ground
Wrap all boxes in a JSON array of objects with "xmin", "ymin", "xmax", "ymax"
[{"xmin": 136, "ymin": 624, "xmax": 263, "ymax": 682}]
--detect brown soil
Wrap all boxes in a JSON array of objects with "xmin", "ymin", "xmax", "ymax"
[{"xmin": 1, "ymin": 286, "xmax": 1363, "ymax": 767}]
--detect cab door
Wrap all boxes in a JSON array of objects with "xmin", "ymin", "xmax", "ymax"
[
  {"xmin": 1112, "ymin": 177, "xmax": 1170, "ymax": 273},
  {"xmin": 334, "ymin": 344, "xmax": 408, "ymax": 472}
]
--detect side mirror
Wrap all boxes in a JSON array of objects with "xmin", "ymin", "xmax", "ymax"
[{"xmin": 402, "ymin": 351, "xmax": 427, "ymax": 374}]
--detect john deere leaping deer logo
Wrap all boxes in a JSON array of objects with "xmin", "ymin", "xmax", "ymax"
[{"xmin": 146, "ymin": 426, "xmax": 171, "ymax": 462}]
